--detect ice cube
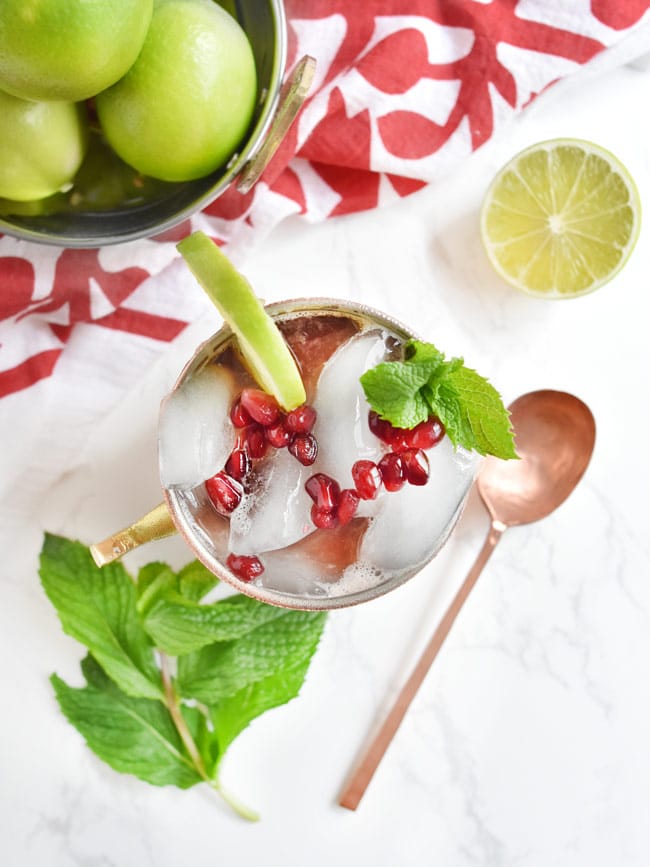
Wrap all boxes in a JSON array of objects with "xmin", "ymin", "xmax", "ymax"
[
  {"xmin": 312, "ymin": 330, "xmax": 388, "ymax": 488},
  {"xmin": 229, "ymin": 447, "xmax": 314, "ymax": 556},
  {"xmin": 358, "ymin": 440, "xmax": 481, "ymax": 574},
  {"xmin": 258, "ymin": 516, "xmax": 369, "ymax": 595},
  {"xmin": 159, "ymin": 365, "xmax": 236, "ymax": 489},
  {"xmin": 257, "ymin": 548, "xmax": 329, "ymax": 596}
]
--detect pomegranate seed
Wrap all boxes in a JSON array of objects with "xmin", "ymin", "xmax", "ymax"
[
  {"xmin": 368, "ymin": 410, "xmax": 395, "ymax": 444},
  {"xmin": 245, "ymin": 424, "xmax": 268, "ymax": 459},
  {"xmin": 311, "ymin": 505, "xmax": 339, "ymax": 530},
  {"xmin": 227, "ymin": 553, "xmax": 264, "ymax": 582},
  {"xmin": 337, "ymin": 489, "xmax": 360, "ymax": 525},
  {"xmin": 240, "ymin": 388, "xmax": 280, "ymax": 426},
  {"xmin": 402, "ymin": 448, "xmax": 430, "ymax": 485},
  {"xmin": 410, "ymin": 416, "xmax": 445, "ymax": 449},
  {"xmin": 289, "ymin": 433, "xmax": 318, "ymax": 466},
  {"xmin": 285, "ymin": 404, "xmax": 317, "ymax": 434},
  {"xmin": 265, "ymin": 416, "xmax": 292, "ymax": 448},
  {"xmin": 378, "ymin": 452, "xmax": 405, "ymax": 492},
  {"xmin": 388, "ymin": 427, "xmax": 412, "ymax": 453},
  {"xmin": 225, "ymin": 448, "xmax": 251, "ymax": 481},
  {"xmin": 230, "ymin": 398, "xmax": 252, "ymax": 429},
  {"xmin": 388, "ymin": 417, "xmax": 446, "ymax": 452},
  {"xmin": 402, "ymin": 417, "xmax": 445, "ymax": 451},
  {"xmin": 351, "ymin": 460, "xmax": 382, "ymax": 500},
  {"xmin": 305, "ymin": 473, "xmax": 340, "ymax": 511},
  {"xmin": 205, "ymin": 472, "xmax": 243, "ymax": 515}
]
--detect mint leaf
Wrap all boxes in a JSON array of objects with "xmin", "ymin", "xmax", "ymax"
[
  {"xmin": 144, "ymin": 593, "xmax": 285, "ymax": 655},
  {"xmin": 136, "ymin": 561, "xmax": 218, "ymax": 618},
  {"xmin": 404, "ymin": 339, "xmax": 445, "ymax": 366},
  {"xmin": 360, "ymin": 340, "xmax": 516, "ymax": 459},
  {"xmin": 52, "ymin": 656, "xmax": 201, "ymax": 789},
  {"xmin": 210, "ymin": 658, "xmax": 313, "ymax": 757},
  {"xmin": 178, "ymin": 560, "xmax": 218, "ymax": 603},
  {"xmin": 444, "ymin": 366, "xmax": 518, "ymax": 458},
  {"xmin": 177, "ymin": 611, "xmax": 327, "ymax": 704},
  {"xmin": 41, "ymin": 538, "xmax": 328, "ymax": 819},
  {"xmin": 136, "ymin": 562, "xmax": 178, "ymax": 617},
  {"xmin": 40, "ymin": 535, "xmax": 162, "ymax": 700},
  {"xmin": 360, "ymin": 361, "xmax": 431, "ymax": 429}
]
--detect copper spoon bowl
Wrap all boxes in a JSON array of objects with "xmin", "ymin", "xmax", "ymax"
[
  {"xmin": 339, "ymin": 389, "xmax": 596, "ymax": 810},
  {"xmin": 480, "ymin": 389, "xmax": 597, "ymax": 527}
]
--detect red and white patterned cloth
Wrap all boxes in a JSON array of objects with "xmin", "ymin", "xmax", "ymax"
[{"xmin": 1, "ymin": 0, "xmax": 649, "ymax": 400}]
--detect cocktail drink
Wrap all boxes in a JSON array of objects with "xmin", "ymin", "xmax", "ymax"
[
  {"xmin": 159, "ymin": 299, "xmax": 481, "ymax": 610},
  {"xmin": 92, "ymin": 232, "xmax": 512, "ymax": 606}
]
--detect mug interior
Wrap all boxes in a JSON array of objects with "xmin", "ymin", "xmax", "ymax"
[{"xmin": 162, "ymin": 299, "xmax": 477, "ymax": 611}]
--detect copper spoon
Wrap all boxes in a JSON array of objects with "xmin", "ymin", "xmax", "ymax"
[{"xmin": 339, "ymin": 389, "xmax": 596, "ymax": 811}]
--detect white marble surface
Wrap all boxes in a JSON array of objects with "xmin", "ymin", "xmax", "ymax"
[{"xmin": 3, "ymin": 34, "xmax": 650, "ymax": 867}]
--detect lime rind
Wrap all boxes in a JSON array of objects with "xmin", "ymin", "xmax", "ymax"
[
  {"xmin": 177, "ymin": 232, "xmax": 306, "ymax": 411},
  {"xmin": 480, "ymin": 138, "xmax": 641, "ymax": 299}
]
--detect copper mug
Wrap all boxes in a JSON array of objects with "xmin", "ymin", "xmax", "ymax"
[{"xmin": 90, "ymin": 298, "xmax": 480, "ymax": 610}]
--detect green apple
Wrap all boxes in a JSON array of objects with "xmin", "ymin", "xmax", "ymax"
[
  {"xmin": 96, "ymin": 0, "xmax": 258, "ymax": 182},
  {"xmin": 0, "ymin": 0, "xmax": 153, "ymax": 102},
  {"xmin": 0, "ymin": 88, "xmax": 88, "ymax": 202}
]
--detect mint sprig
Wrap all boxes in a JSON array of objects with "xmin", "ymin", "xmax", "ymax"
[
  {"xmin": 52, "ymin": 656, "xmax": 204, "ymax": 790},
  {"xmin": 360, "ymin": 340, "xmax": 517, "ymax": 459},
  {"xmin": 40, "ymin": 534, "xmax": 162, "ymax": 700},
  {"xmin": 40, "ymin": 534, "xmax": 326, "ymax": 820}
]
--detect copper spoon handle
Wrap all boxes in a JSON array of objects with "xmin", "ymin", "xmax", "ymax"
[{"xmin": 339, "ymin": 519, "xmax": 506, "ymax": 811}]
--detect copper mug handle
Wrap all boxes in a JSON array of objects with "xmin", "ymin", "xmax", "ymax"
[{"xmin": 90, "ymin": 502, "xmax": 176, "ymax": 567}]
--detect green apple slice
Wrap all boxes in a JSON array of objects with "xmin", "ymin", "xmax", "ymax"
[{"xmin": 177, "ymin": 232, "xmax": 306, "ymax": 410}]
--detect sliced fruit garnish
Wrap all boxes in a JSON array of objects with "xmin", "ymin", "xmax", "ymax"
[
  {"xmin": 177, "ymin": 231, "xmax": 306, "ymax": 410},
  {"xmin": 480, "ymin": 138, "xmax": 641, "ymax": 298}
]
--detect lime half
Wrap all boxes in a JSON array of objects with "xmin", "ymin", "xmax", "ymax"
[
  {"xmin": 480, "ymin": 139, "xmax": 641, "ymax": 298},
  {"xmin": 177, "ymin": 232, "xmax": 306, "ymax": 410}
]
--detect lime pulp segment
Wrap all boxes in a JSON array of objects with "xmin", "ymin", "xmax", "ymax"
[
  {"xmin": 177, "ymin": 232, "xmax": 306, "ymax": 411},
  {"xmin": 480, "ymin": 139, "xmax": 641, "ymax": 298}
]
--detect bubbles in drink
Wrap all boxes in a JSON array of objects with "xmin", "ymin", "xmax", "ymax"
[{"xmin": 336, "ymin": 561, "xmax": 384, "ymax": 595}]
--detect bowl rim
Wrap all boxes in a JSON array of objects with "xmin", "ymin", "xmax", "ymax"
[{"xmin": 0, "ymin": 0, "xmax": 288, "ymax": 247}]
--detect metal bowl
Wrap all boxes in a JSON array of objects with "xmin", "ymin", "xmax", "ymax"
[{"xmin": 0, "ymin": 0, "xmax": 288, "ymax": 247}]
